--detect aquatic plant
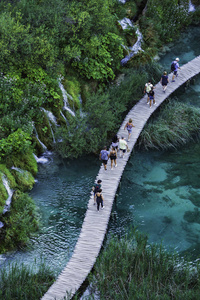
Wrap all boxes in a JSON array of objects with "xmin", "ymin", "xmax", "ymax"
[
  {"xmin": 0, "ymin": 260, "xmax": 55, "ymax": 300},
  {"xmin": 89, "ymin": 231, "xmax": 200, "ymax": 299},
  {"xmin": 138, "ymin": 101, "xmax": 200, "ymax": 150}
]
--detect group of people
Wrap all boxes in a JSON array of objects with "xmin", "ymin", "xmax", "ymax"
[
  {"xmin": 144, "ymin": 58, "xmax": 181, "ymax": 107},
  {"xmin": 93, "ymin": 58, "xmax": 181, "ymax": 211},
  {"xmin": 99, "ymin": 119, "xmax": 134, "ymax": 171}
]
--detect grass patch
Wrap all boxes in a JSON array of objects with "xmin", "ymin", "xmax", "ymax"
[
  {"xmin": 0, "ymin": 260, "xmax": 55, "ymax": 300},
  {"xmin": 89, "ymin": 230, "xmax": 200, "ymax": 299},
  {"xmin": 138, "ymin": 100, "xmax": 200, "ymax": 150}
]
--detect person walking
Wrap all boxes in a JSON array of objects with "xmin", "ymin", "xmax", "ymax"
[
  {"xmin": 149, "ymin": 87, "xmax": 155, "ymax": 108},
  {"xmin": 109, "ymin": 146, "xmax": 117, "ymax": 170},
  {"xmin": 99, "ymin": 146, "xmax": 109, "ymax": 170},
  {"xmin": 96, "ymin": 189, "xmax": 104, "ymax": 211},
  {"xmin": 111, "ymin": 134, "xmax": 119, "ymax": 150},
  {"xmin": 171, "ymin": 58, "xmax": 180, "ymax": 82},
  {"xmin": 92, "ymin": 179, "xmax": 102, "ymax": 204},
  {"xmin": 124, "ymin": 118, "xmax": 135, "ymax": 141},
  {"xmin": 119, "ymin": 136, "xmax": 129, "ymax": 158},
  {"xmin": 160, "ymin": 71, "xmax": 169, "ymax": 92},
  {"xmin": 144, "ymin": 80, "xmax": 153, "ymax": 104}
]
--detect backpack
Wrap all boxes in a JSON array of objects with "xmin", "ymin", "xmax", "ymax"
[
  {"xmin": 94, "ymin": 184, "xmax": 101, "ymax": 193},
  {"xmin": 171, "ymin": 61, "xmax": 176, "ymax": 72},
  {"xmin": 101, "ymin": 150, "xmax": 108, "ymax": 160}
]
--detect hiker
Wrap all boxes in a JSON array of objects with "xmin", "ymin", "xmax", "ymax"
[
  {"xmin": 149, "ymin": 87, "xmax": 156, "ymax": 108},
  {"xmin": 144, "ymin": 80, "xmax": 153, "ymax": 104},
  {"xmin": 96, "ymin": 189, "xmax": 104, "ymax": 211},
  {"xmin": 99, "ymin": 146, "xmax": 109, "ymax": 170},
  {"xmin": 109, "ymin": 146, "xmax": 117, "ymax": 170},
  {"xmin": 171, "ymin": 58, "xmax": 180, "ymax": 82},
  {"xmin": 111, "ymin": 134, "xmax": 119, "ymax": 150},
  {"xmin": 92, "ymin": 179, "xmax": 102, "ymax": 204},
  {"xmin": 119, "ymin": 136, "xmax": 129, "ymax": 158},
  {"xmin": 160, "ymin": 71, "xmax": 169, "ymax": 92},
  {"xmin": 124, "ymin": 118, "xmax": 135, "ymax": 141}
]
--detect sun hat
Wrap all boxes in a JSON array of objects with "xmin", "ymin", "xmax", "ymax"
[{"xmin": 175, "ymin": 58, "xmax": 180, "ymax": 61}]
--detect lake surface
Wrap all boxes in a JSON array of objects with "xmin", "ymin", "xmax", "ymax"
[{"xmin": 0, "ymin": 25, "xmax": 200, "ymax": 271}]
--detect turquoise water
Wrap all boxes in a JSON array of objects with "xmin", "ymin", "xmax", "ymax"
[
  {"xmin": 0, "ymin": 154, "xmax": 98, "ymax": 273},
  {"xmin": 108, "ymin": 24, "xmax": 200, "ymax": 255},
  {"xmin": 0, "ymin": 25, "xmax": 200, "ymax": 271}
]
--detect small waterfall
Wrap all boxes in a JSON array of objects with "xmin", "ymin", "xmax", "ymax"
[
  {"xmin": 58, "ymin": 81, "xmax": 76, "ymax": 117},
  {"xmin": 33, "ymin": 125, "xmax": 47, "ymax": 151},
  {"xmin": 41, "ymin": 108, "xmax": 57, "ymax": 143},
  {"xmin": 2, "ymin": 175, "xmax": 14, "ymax": 214},
  {"xmin": 60, "ymin": 110, "xmax": 69, "ymax": 125},
  {"xmin": 188, "ymin": 0, "xmax": 195, "ymax": 12},
  {"xmin": 119, "ymin": 0, "xmax": 126, "ymax": 3},
  {"xmin": 79, "ymin": 95, "xmax": 85, "ymax": 118},
  {"xmin": 33, "ymin": 153, "xmax": 48, "ymax": 164},
  {"xmin": 119, "ymin": 17, "xmax": 134, "ymax": 30},
  {"xmin": 11, "ymin": 166, "xmax": 23, "ymax": 173},
  {"xmin": 0, "ymin": 222, "xmax": 4, "ymax": 228},
  {"xmin": 121, "ymin": 26, "xmax": 144, "ymax": 65},
  {"xmin": 41, "ymin": 108, "xmax": 57, "ymax": 126}
]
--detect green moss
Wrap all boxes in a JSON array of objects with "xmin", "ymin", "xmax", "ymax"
[
  {"xmin": 62, "ymin": 76, "xmax": 81, "ymax": 109},
  {"xmin": 0, "ymin": 191, "xmax": 39, "ymax": 253},
  {"xmin": 11, "ymin": 168, "xmax": 35, "ymax": 192}
]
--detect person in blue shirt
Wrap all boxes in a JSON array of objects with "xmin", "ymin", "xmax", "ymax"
[
  {"xmin": 99, "ymin": 146, "xmax": 109, "ymax": 170},
  {"xmin": 172, "ymin": 58, "xmax": 180, "ymax": 82}
]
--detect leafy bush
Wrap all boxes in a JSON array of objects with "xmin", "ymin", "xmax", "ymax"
[{"xmin": 0, "ymin": 191, "xmax": 39, "ymax": 252}]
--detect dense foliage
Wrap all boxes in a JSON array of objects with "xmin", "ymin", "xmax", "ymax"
[{"xmin": 89, "ymin": 231, "xmax": 200, "ymax": 299}]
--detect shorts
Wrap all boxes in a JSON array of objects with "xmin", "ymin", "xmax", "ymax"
[
  {"xmin": 112, "ymin": 142, "xmax": 118, "ymax": 149},
  {"xmin": 110, "ymin": 155, "xmax": 116, "ymax": 160},
  {"xmin": 120, "ymin": 148, "xmax": 126, "ymax": 153},
  {"xmin": 149, "ymin": 96, "xmax": 154, "ymax": 100},
  {"xmin": 102, "ymin": 159, "xmax": 108, "ymax": 165},
  {"xmin": 162, "ymin": 82, "xmax": 168, "ymax": 86},
  {"xmin": 173, "ymin": 70, "xmax": 177, "ymax": 75},
  {"xmin": 127, "ymin": 129, "xmax": 132, "ymax": 133},
  {"xmin": 147, "ymin": 92, "xmax": 150, "ymax": 96}
]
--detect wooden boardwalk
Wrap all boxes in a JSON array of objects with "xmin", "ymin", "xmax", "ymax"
[{"xmin": 42, "ymin": 56, "xmax": 200, "ymax": 300}]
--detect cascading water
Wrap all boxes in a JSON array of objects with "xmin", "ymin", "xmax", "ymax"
[
  {"xmin": 33, "ymin": 125, "xmax": 47, "ymax": 151},
  {"xmin": 58, "ymin": 81, "xmax": 76, "ymax": 117},
  {"xmin": 60, "ymin": 110, "xmax": 69, "ymax": 125},
  {"xmin": 119, "ymin": 17, "xmax": 144, "ymax": 65},
  {"xmin": 121, "ymin": 26, "xmax": 144, "ymax": 65},
  {"xmin": 11, "ymin": 166, "xmax": 23, "ymax": 173},
  {"xmin": 2, "ymin": 176, "xmax": 14, "ymax": 214},
  {"xmin": 33, "ymin": 153, "xmax": 49, "ymax": 164},
  {"xmin": 189, "ymin": 0, "xmax": 195, "ymax": 12},
  {"xmin": 41, "ymin": 108, "xmax": 57, "ymax": 143}
]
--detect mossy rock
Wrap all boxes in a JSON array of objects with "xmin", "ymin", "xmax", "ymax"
[
  {"xmin": 0, "ymin": 166, "xmax": 16, "ymax": 214},
  {"xmin": 62, "ymin": 76, "xmax": 81, "ymax": 109},
  {"xmin": 5, "ymin": 151, "xmax": 38, "ymax": 177},
  {"xmin": 11, "ymin": 168, "xmax": 35, "ymax": 192}
]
